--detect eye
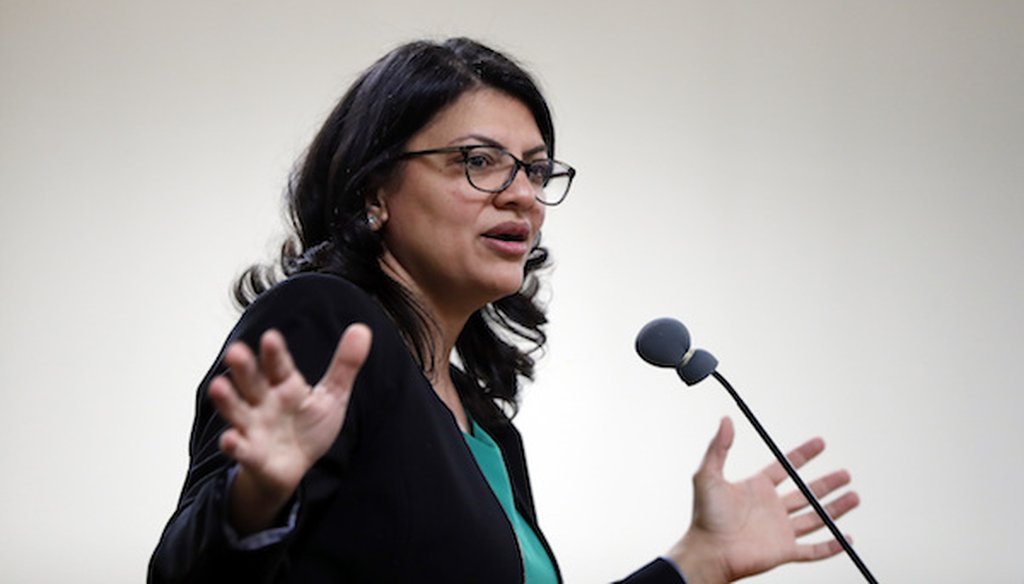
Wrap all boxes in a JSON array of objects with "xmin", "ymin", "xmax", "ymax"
[{"xmin": 463, "ymin": 147, "xmax": 501, "ymax": 170}]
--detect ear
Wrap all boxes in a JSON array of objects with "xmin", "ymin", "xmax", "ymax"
[{"xmin": 364, "ymin": 189, "xmax": 390, "ymax": 231}]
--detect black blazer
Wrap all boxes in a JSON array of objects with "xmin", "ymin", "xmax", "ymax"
[{"xmin": 149, "ymin": 274, "xmax": 682, "ymax": 584}]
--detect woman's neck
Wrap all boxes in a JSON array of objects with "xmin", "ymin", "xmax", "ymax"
[
  {"xmin": 380, "ymin": 255, "xmax": 473, "ymax": 432},
  {"xmin": 420, "ymin": 314, "xmax": 471, "ymax": 433}
]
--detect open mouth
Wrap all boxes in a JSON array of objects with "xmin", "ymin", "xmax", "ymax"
[
  {"xmin": 482, "ymin": 222, "xmax": 530, "ymax": 244},
  {"xmin": 483, "ymin": 233, "xmax": 527, "ymax": 242}
]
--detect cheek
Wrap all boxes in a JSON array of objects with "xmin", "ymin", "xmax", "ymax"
[{"xmin": 401, "ymin": 196, "xmax": 479, "ymax": 257}]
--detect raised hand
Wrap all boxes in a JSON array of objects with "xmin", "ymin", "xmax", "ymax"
[
  {"xmin": 668, "ymin": 417, "xmax": 860, "ymax": 584},
  {"xmin": 208, "ymin": 324, "xmax": 372, "ymax": 534}
]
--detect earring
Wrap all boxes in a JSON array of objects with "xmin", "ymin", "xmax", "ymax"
[{"xmin": 366, "ymin": 214, "xmax": 378, "ymax": 227}]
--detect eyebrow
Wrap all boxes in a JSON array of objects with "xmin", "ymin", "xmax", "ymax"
[{"xmin": 448, "ymin": 133, "xmax": 549, "ymax": 158}]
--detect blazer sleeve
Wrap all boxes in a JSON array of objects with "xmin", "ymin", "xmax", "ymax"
[
  {"xmin": 616, "ymin": 558, "xmax": 687, "ymax": 583},
  {"xmin": 148, "ymin": 274, "xmax": 394, "ymax": 584}
]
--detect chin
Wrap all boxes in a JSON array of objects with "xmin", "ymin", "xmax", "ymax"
[{"xmin": 479, "ymin": 273, "xmax": 527, "ymax": 304}]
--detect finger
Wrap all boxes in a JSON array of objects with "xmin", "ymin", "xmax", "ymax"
[
  {"xmin": 209, "ymin": 376, "xmax": 251, "ymax": 429},
  {"xmin": 695, "ymin": 417, "xmax": 734, "ymax": 481},
  {"xmin": 218, "ymin": 427, "xmax": 242, "ymax": 458},
  {"xmin": 218, "ymin": 427, "xmax": 255, "ymax": 465},
  {"xmin": 223, "ymin": 341, "xmax": 269, "ymax": 403},
  {"xmin": 762, "ymin": 436, "xmax": 825, "ymax": 486},
  {"xmin": 792, "ymin": 534, "xmax": 852, "ymax": 562},
  {"xmin": 318, "ymin": 324, "xmax": 373, "ymax": 396},
  {"xmin": 259, "ymin": 329, "xmax": 298, "ymax": 386},
  {"xmin": 791, "ymin": 491, "xmax": 860, "ymax": 537},
  {"xmin": 782, "ymin": 469, "xmax": 851, "ymax": 513}
]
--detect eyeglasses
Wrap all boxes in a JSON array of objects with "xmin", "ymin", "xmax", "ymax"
[{"xmin": 398, "ymin": 145, "xmax": 576, "ymax": 206}]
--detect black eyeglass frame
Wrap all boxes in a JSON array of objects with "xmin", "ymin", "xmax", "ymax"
[{"xmin": 397, "ymin": 145, "xmax": 576, "ymax": 206}]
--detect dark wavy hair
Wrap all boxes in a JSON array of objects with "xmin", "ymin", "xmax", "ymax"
[{"xmin": 233, "ymin": 38, "xmax": 554, "ymax": 420}]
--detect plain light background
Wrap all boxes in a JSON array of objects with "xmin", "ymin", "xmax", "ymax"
[{"xmin": 2, "ymin": 1, "xmax": 1021, "ymax": 582}]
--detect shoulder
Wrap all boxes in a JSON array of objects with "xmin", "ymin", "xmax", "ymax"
[
  {"xmin": 243, "ymin": 273, "xmax": 379, "ymax": 323},
  {"xmin": 236, "ymin": 273, "xmax": 389, "ymax": 337},
  {"xmin": 227, "ymin": 273, "xmax": 402, "ymax": 383}
]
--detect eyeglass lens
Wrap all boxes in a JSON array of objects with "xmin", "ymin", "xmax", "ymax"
[{"xmin": 463, "ymin": 147, "xmax": 572, "ymax": 204}]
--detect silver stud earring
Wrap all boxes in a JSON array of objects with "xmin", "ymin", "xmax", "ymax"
[{"xmin": 367, "ymin": 214, "xmax": 378, "ymax": 227}]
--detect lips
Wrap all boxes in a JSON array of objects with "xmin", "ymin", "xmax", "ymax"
[
  {"xmin": 481, "ymin": 221, "xmax": 531, "ymax": 256},
  {"xmin": 482, "ymin": 222, "xmax": 530, "ymax": 242}
]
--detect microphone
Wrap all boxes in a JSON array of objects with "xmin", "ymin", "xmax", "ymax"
[
  {"xmin": 636, "ymin": 318, "xmax": 878, "ymax": 584},
  {"xmin": 635, "ymin": 318, "xmax": 718, "ymax": 385}
]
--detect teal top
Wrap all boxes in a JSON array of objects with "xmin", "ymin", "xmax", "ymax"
[{"xmin": 463, "ymin": 419, "xmax": 558, "ymax": 584}]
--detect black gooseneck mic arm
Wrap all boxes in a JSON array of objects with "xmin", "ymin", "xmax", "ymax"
[
  {"xmin": 635, "ymin": 318, "xmax": 878, "ymax": 584},
  {"xmin": 712, "ymin": 370, "xmax": 877, "ymax": 583}
]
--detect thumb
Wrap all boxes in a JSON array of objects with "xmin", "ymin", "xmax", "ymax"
[
  {"xmin": 697, "ymin": 416, "xmax": 735, "ymax": 480},
  {"xmin": 319, "ymin": 323, "xmax": 373, "ymax": 394}
]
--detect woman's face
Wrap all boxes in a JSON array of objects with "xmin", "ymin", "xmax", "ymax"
[{"xmin": 375, "ymin": 87, "xmax": 547, "ymax": 318}]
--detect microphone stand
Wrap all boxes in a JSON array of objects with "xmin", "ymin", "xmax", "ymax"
[{"xmin": 711, "ymin": 371, "xmax": 879, "ymax": 584}]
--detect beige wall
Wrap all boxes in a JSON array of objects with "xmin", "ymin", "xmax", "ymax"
[{"xmin": 1, "ymin": 1, "xmax": 1021, "ymax": 581}]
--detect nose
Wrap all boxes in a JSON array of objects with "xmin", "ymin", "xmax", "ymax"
[{"xmin": 493, "ymin": 164, "xmax": 537, "ymax": 210}]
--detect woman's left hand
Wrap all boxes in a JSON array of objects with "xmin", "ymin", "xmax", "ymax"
[{"xmin": 667, "ymin": 417, "xmax": 860, "ymax": 584}]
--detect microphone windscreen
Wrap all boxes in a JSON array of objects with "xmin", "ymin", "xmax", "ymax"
[
  {"xmin": 677, "ymin": 348, "xmax": 718, "ymax": 385},
  {"xmin": 635, "ymin": 318, "xmax": 691, "ymax": 368}
]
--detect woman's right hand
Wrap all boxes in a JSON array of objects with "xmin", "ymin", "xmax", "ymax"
[{"xmin": 208, "ymin": 324, "xmax": 372, "ymax": 535}]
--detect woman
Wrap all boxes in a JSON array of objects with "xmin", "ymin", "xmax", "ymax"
[{"xmin": 149, "ymin": 38, "xmax": 859, "ymax": 583}]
